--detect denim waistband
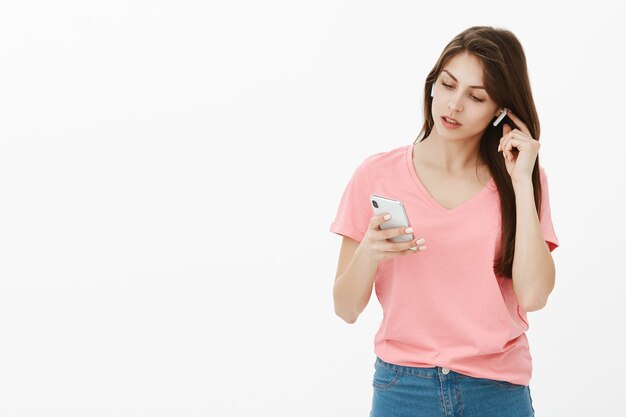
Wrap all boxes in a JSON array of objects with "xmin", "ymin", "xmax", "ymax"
[{"xmin": 376, "ymin": 356, "xmax": 470, "ymax": 380}]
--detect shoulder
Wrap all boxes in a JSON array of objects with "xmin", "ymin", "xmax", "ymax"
[{"xmin": 357, "ymin": 144, "xmax": 409, "ymax": 173}]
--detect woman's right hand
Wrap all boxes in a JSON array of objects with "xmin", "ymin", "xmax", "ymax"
[{"xmin": 360, "ymin": 214, "xmax": 427, "ymax": 262}]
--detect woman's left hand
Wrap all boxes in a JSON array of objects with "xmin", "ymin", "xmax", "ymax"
[{"xmin": 497, "ymin": 109, "xmax": 540, "ymax": 184}]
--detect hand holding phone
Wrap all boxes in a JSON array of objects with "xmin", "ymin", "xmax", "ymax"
[
  {"xmin": 358, "ymin": 194, "xmax": 427, "ymax": 262},
  {"xmin": 370, "ymin": 194, "xmax": 415, "ymax": 243}
]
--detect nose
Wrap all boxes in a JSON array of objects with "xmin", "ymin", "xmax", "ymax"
[{"xmin": 447, "ymin": 92, "xmax": 463, "ymax": 113}]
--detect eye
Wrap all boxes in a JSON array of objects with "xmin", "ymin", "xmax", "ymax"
[{"xmin": 440, "ymin": 82, "xmax": 485, "ymax": 103}]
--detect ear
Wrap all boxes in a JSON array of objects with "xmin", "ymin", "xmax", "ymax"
[{"xmin": 492, "ymin": 108, "xmax": 508, "ymax": 127}]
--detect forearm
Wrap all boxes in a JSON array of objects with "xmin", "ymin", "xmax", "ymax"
[
  {"xmin": 512, "ymin": 179, "xmax": 555, "ymax": 311},
  {"xmin": 333, "ymin": 244, "xmax": 380, "ymax": 323}
]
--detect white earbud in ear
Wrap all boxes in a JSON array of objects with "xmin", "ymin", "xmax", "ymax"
[
  {"xmin": 492, "ymin": 108, "xmax": 508, "ymax": 126},
  {"xmin": 430, "ymin": 84, "xmax": 435, "ymax": 97}
]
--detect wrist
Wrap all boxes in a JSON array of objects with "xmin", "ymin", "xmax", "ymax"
[
  {"xmin": 512, "ymin": 177, "xmax": 533, "ymax": 191},
  {"xmin": 356, "ymin": 241, "xmax": 382, "ymax": 266}
]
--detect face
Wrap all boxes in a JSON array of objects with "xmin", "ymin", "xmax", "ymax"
[{"xmin": 431, "ymin": 52, "xmax": 501, "ymax": 139}]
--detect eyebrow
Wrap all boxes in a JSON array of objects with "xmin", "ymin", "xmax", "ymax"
[{"xmin": 441, "ymin": 70, "xmax": 485, "ymax": 89}]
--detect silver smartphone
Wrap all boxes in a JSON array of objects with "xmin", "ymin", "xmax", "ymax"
[{"xmin": 370, "ymin": 194, "xmax": 414, "ymax": 243}]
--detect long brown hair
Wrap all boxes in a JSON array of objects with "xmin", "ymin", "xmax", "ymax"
[{"xmin": 414, "ymin": 26, "xmax": 543, "ymax": 279}]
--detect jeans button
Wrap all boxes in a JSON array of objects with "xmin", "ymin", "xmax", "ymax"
[{"xmin": 441, "ymin": 367, "xmax": 450, "ymax": 375}]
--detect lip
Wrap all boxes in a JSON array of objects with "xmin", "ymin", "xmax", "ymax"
[{"xmin": 441, "ymin": 116, "xmax": 462, "ymax": 128}]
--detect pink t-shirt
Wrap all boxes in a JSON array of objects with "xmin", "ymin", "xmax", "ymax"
[{"xmin": 330, "ymin": 143, "xmax": 559, "ymax": 386}]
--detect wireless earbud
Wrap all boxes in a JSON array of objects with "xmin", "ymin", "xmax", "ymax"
[
  {"xmin": 430, "ymin": 84, "xmax": 435, "ymax": 97},
  {"xmin": 492, "ymin": 108, "xmax": 508, "ymax": 126}
]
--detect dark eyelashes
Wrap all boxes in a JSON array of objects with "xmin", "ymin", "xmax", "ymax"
[{"xmin": 440, "ymin": 82, "xmax": 485, "ymax": 102}]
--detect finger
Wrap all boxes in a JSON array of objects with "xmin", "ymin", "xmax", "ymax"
[
  {"xmin": 406, "ymin": 244, "xmax": 428, "ymax": 253},
  {"xmin": 502, "ymin": 137, "xmax": 514, "ymax": 161},
  {"xmin": 382, "ymin": 245, "xmax": 427, "ymax": 260},
  {"xmin": 505, "ymin": 110, "xmax": 531, "ymax": 136},
  {"xmin": 409, "ymin": 242, "xmax": 428, "ymax": 251},
  {"xmin": 406, "ymin": 237, "xmax": 428, "ymax": 252},
  {"xmin": 500, "ymin": 136, "xmax": 512, "ymax": 161},
  {"xmin": 501, "ymin": 140, "xmax": 510, "ymax": 161},
  {"xmin": 499, "ymin": 128, "xmax": 513, "ymax": 153},
  {"xmin": 382, "ymin": 237, "xmax": 426, "ymax": 252},
  {"xmin": 503, "ymin": 137, "xmax": 525, "ymax": 161},
  {"xmin": 370, "ymin": 213, "xmax": 391, "ymax": 229},
  {"xmin": 498, "ymin": 135, "xmax": 510, "ymax": 152},
  {"xmin": 499, "ymin": 124, "xmax": 512, "ymax": 152},
  {"xmin": 502, "ymin": 123, "xmax": 512, "ymax": 136},
  {"xmin": 511, "ymin": 128, "xmax": 531, "ymax": 141},
  {"xmin": 500, "ymin": 130, "xmax": 521, "ymax": 158},
  {"xmin": 380, "ymin": 235, "xmax": 426, "ymax": 252},
  {"xmin": 376, "ymin": 225, "xmax": 415, "ymax": 240}
]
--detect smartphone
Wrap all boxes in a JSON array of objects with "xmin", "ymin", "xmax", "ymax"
[{"xmin": 370, "ymin": 194, "xmax": 414, "ymax": 244}]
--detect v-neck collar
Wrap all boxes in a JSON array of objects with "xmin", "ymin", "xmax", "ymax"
[{"xmin": 405, "ymin": 143, "xmax": 496, "ymax": 214}]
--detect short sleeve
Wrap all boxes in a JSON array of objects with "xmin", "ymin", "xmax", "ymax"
[
  {"xmin": 329, "ymin": 158, "xmax": 372, "ymax": 243},
  {"xmin": 539, "ymin": 166, "xmax": 559, "ymax": 252}
]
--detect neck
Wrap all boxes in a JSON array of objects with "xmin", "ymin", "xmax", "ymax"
[{"xmin": 418, "ymin": 131, "xmax": 484, "ymax": 174}]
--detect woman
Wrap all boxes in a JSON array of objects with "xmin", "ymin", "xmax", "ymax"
[{"xmin": 329, "ymin": 26, "xmax": 559, "ymax": 417}]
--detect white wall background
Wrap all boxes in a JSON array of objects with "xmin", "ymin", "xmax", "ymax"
[{"xmin": 0, "ymin": 1, "xmax": 623, "ymax": 416}]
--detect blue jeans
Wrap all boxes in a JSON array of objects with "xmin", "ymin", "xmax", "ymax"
[{"xmin": 370, "ymin": 357, "xmax": 535, "ymax": 417}]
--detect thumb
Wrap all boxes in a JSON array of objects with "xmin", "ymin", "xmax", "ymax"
[{"xmin": 502, "ymin": 123, "xmax": 511, "ymax": 135}]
